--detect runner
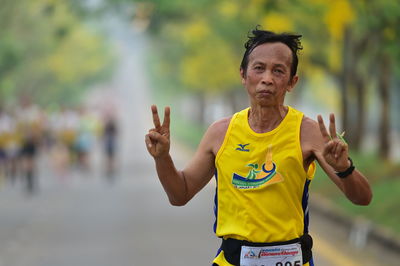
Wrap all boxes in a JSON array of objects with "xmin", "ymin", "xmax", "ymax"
[
  {"xmin": 102, "ymin": 114, "xmax": 118, "ymax": 178},
  {"xmin": 16, "ymin": 98, "xmax": 43, "ymax": 194},
  {"xmin": 145, "ymin": 27, "xmax": 372, "ymax": 266},
  {"xmin": 57, "ymin": 107, "xmax": 79, "ymax": 167},
  {"xmin": 0, "ymin": 108, "xmax": 20, "ymax": 183},
  {"xmin": 74, "ymin": 106, "xmax": 96, "ymax": 171},
  {"xmin": 0, "ymin": 107, "xmax": 9, "ymax": 182}
]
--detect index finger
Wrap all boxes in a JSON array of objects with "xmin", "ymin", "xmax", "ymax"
[
  {"xmin": 162, "ymin": 106, "xmax": 170, "ymax": 129},
  {"xmin": 151, "ymin": 105, "xmax": 161, "ymax": 129},
  {"xmin": 317, "ymin": 115, "xmax": 331, "ymax": 142}
]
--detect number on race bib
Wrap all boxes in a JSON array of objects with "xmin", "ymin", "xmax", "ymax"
[{"xmin": 276, "ymin": 261, "xmax": 301, "ymax": 266}]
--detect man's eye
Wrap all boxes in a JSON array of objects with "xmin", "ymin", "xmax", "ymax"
[
  {"xmin": 274, "ymin": 69, "xmax": 284, "ymax": 74},
  {"xmin": 254, "ymin": 66, "xmax": 263, "ymax": 70}
]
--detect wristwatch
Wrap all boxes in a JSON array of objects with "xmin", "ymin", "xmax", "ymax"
[{"xmin": 335, "ymin": 157, "xmax": 355, "ymax": 178}]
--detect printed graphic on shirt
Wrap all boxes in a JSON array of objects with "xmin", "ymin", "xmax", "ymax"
[{"xmin": 232, "ymin": 146, "xmax": 283, "ymax": 189}]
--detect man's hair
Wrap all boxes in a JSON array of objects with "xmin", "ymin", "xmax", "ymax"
[{"xmin": 240, "ymin": 26, "xmax": 303, "ymax": 78}]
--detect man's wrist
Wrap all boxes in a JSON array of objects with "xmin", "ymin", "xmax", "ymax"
[
  {"xmin": 334, "ymin": 158, "xmax": 351, "ymax": 172},
  {"xmin": 154, "ymin": 153, "xmax": 171, "ymax": 161},
  {"xmin": 335, "ymin": 157, "xmax": 355, "ymax": 178}
]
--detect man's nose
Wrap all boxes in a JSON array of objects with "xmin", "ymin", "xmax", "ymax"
[{"xmin": 261, "ymin": 70, "xmax": 273, "ymax": 84}]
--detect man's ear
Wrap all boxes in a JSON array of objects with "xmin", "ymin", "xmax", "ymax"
[
  {"xmin": 240, "ymin": 68, "xmax": 246, "ymax": 85},
  {"xmin": 287, "ymin": 75, "xmax": 299, "ymax": 92}
]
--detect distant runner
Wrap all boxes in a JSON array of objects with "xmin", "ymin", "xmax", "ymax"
[
  {"xmin": 102, "ymin": 114, "xmax": 118, "ymax": 178},
  {"xmin": 16, "ymin": 97, "xmax": 43, "ymax": 194},
  {"xmin": 145, "ymin": 27, "xmax": 372, "ymax": 266}
]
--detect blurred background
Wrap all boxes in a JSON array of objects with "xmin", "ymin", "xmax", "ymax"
[{"xmin": 0, "ymin": 0, "xmax": 399, "ymax": 265}]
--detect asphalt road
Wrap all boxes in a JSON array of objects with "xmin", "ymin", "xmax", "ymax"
[{"xmin": 0, "ymin": 16, "xmax": 396, "ymax": 266}]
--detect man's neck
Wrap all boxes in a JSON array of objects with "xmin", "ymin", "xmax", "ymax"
[{"xmin": 248, "ymin": 104, "xmax": 288, "ymax": 133}]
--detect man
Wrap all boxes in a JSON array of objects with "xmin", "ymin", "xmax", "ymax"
[{"xmin": 145, "ymin": 28, "xmax": 372, "ymax": 266}]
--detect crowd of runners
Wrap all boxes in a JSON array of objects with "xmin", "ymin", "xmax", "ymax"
[{"xmin": 0, "ymin": 98, "xmax": 119, "ymax": 194}]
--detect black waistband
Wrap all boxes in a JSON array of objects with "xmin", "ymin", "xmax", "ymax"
[{"xmin": 220, "ymin": 234, "xmax": 313, "ymax": 265}]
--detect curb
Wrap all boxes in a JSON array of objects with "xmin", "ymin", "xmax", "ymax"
[{"xmin": 310, "ymin": 193, "xmax": 400, "ymax": 254}]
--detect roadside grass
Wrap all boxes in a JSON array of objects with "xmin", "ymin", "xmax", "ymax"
[
  {"xmin": 337, "ymin": 178, "xmax": 400, "ymax": 235},
  {"xmin": 312, "ymin": 152, "xmax": 400, "ymax": 236}
]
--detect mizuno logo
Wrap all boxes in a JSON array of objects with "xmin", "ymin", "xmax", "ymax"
[{"xmin": 236, "ymin": 143, "xmax": 250, "ymax": 152}]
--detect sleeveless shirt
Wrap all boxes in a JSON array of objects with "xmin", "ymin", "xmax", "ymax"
[{"xmin": 213, "ymin": 106, "xmax": 316, "ymax": 244}]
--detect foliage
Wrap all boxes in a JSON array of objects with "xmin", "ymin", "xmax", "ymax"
[{"xmin": 0, "ymin": 0, "xmax": 114, "ymax": 107}]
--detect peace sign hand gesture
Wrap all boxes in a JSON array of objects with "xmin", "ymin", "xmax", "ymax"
[
  {"xmin": 317, "ymin": 114, "xmax": 351, "ymax": 172},
  {"xmin": 145, "ymin": 105, "xmax": 171, "ymax": 159}
]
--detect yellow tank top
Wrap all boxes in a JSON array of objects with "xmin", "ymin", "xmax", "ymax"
[{"xmin": 213, "ymin": 106, "xmax": 316, "ymax": 244}]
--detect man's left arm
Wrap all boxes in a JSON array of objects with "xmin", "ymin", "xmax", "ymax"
[{"xmin": 304, "ymin": 114, "xmax": 372, "ymax": 206}]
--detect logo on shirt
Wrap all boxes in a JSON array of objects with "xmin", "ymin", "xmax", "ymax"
[
  {"xmin": 232, "ymin": 146, "xmax": 283, "ymax": 189},
  {"xmin": 236, "ymin": 143, "xmax": 250, "ymax": 152}
]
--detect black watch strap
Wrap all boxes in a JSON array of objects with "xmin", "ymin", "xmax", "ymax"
[{"xmin": 335, "ymin": 157, "xmax": 355, "ymax": 178}]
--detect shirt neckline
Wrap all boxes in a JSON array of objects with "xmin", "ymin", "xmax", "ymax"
[{"xmin": 244, "ymin": 106, "xmax": 292, "ymax": 137}]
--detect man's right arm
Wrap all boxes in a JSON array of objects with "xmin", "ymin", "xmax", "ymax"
[
  {"xmin": 145, "ymin": 105, "xmax": 229, "ymax": 206},
  {"xmin": 152, "ymin": 123, "xmax": 218, "ymax": 206}
]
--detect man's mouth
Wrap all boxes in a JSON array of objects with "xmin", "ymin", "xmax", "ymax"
[{"xmin": 257, "ymin": 90, "xmax": 273, "ymax": 96}]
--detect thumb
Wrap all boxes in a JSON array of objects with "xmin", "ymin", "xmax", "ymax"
[
  {"xmin": 148, "ymin": 131, "xmax": 168, "ymax": 145},
  {"xmin": 145, "ymin": 134, "xmax": 153, "ymax": 150}
]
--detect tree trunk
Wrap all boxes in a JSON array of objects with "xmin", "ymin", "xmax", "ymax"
[
  {"xmin": 353, "ymin": 74, "xmax": 366, "ymax": 150},
  {"xmin": 351, "ymin": 36, "xmax": 369, "ymax": 151},
  {"xmin": 378, "ymin": 55, "xmax": 391, "ymax": 159},
  {"xmin": 340, "ymin": 27, "xmax": 352, "ymax": 140}
]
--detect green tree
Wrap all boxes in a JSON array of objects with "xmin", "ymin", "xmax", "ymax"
[{"xmin": 0, "ymin": 0, "xmax": 114, "ymax": 107}]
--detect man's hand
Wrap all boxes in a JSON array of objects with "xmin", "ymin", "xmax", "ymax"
[
  {"xmin": 145, "ymin": 105, "xmax": 171, "ymax": 158},
  {"xmin": 317, "ymin": 113, "xmax": 350, "ymax": 172}
]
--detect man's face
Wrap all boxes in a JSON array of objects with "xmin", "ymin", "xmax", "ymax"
[{"xmin": 241, "ymin": 42, "xmax": 298, "ymax": 107}]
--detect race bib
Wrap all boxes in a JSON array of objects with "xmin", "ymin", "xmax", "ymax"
[{"xmin": 240, "ymin": 243, "xmax": 302, "ymax": 266}]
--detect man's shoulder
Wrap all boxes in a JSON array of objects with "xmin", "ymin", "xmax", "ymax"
[
  {"xmin": 199, "ymin": 116, "xmax": 233, "ymax": 155},
  {"xmin": 300, "ymin": 115, "xmax": 323, "ymax": 147},
  {"xmin": 301, "ymin": 115, "xmax": 318, "ymax": 130},
  {"xmin": 208, "ymin": 116, "xmax": 232, "ymax": 137}
]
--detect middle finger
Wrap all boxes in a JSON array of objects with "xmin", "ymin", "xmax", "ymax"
[
  {"xmin": 329, "ymin": 113, "xmax": 337, "ymax": 139},
  {"xmin": 162, "ymin": 106, "xmax": 170, "ymax": 129}
]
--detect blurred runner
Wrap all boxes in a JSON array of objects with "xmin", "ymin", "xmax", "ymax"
[
  {"xmin": 0, "ymin": 107, "xmax": 8, "ymax": 183},
  {"xmin": 102, "ymin": 114, "xmax": 118, "ymax": 179},
  {"xmin": 47, "ymin": 108, "xmax": 70, "ymax": 180},
  {"xmin": 16, "ymin": 96, "xmax": 44, "ymax": 194},
  {"xmin": 74, "ymin": 106, "xmax": 97, "ymax": 171},
  {"xmin": 57, "ymin": 107, "xmax": 79, "ymax": 168},
  {"xmin": 0, "ymin": 107, "xmax": 20, "ymax": 184}
]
